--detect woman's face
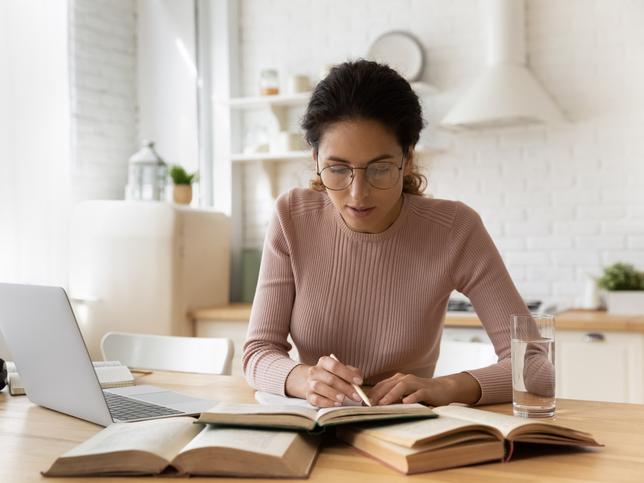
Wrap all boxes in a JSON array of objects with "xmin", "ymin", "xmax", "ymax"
[{"xmin": 315, "ymin": 118, "xmax": 411, "ymax": 234}]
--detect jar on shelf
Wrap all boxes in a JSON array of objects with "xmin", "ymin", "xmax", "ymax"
[{"xmin": 259, "ymin": 68, "xmax": 279, "ymax": 96}]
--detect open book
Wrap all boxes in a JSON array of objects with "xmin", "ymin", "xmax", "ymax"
[
  {"xmin": 43, "ymin": 417, "xmax": 318, "ymax": 478},
  {"xmin": 197, "ymin": 402, "xmax": 436, "ymax": 431},
  {"xmin": 336, "ymin": 405, "xmax": 602, "ymax": 474},
  {"xmin": 6, "ymin": 360, "xmax": 134, "ymax": 396}
]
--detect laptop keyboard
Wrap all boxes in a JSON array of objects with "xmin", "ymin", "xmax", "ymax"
[{"xmin": 103, "ymin": 391, "xmax": 183, "ymax": 421}]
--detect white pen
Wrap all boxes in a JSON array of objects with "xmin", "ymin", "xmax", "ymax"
[{"xmin": 329, "ymin": 353, "xmax": 372, "ymax": 407}]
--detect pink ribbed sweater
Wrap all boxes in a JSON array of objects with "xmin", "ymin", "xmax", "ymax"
[{"xmin": 242, "ymin": 188, "xmax": 529, "ymax": 405}]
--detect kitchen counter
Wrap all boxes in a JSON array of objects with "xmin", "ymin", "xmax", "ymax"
[{"xmin": 190, "ymin": 305, "xmax": 644, "ymax": 332}]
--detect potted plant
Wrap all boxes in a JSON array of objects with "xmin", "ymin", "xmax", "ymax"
[
  {"xmin": 169, "ymin": 165, "xmax": 198, "ymax": 205},
  {"xmin": 597, "ymin": 262, "xmax": 644, "ymax": 315}
]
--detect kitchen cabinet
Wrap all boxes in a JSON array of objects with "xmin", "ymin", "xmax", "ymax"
[
  {"xmin": 439, "ymin": 326, "xmax": 644, "ymax": 404},
  {"xmin": 195, "ymin": 318, "xmax": 248, "ymax": 377},
  {"xmin": 555, "ymin": 330, "xmax": 644, "ymax": 404},
  {"xmin": 435, "ymin": 327, "xmax": 497, "ymax": 377}
]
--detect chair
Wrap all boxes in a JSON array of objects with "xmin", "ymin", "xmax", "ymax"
[{"xmin": 100, "ymin": 332, "xmax": 234, "ymax": 375}]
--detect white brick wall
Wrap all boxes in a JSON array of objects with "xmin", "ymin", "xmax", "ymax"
[
  {"xmin": 237, "ymin": 0, "xmax": 644, "ymax": 307},
  {"xmin": 69, "ymin": 0, "xmax": 137, "ymax": 202}
]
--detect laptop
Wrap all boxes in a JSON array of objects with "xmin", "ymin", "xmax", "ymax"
[{"xmin": 0, "ymin": 283, "xmax": 216, "ymax": 426}]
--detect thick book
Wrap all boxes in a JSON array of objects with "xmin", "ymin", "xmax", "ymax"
[
  {"xmin": 43, "ymin": 417, "xmax": 318, "ymax": 478},
  {"xmin": 6, "ymin": 360, "xmax": 134, "ymax": 396},
  {"xmin": 197, "ymin": 402, "xmax": 436, "ymax": 431},
  {"xmin": 336, "ymin": 405, "xmax": 602, "ymax": 475}
]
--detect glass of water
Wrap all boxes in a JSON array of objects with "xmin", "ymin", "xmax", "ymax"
[{"xmin": 511, "ymin": 314, "xmax": 556, "ymax": 418}]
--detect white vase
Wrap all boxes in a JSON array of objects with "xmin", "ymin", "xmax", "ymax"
[{"xmin": 606, "ymin": 291, "xmax": 644, "ymax": 315}]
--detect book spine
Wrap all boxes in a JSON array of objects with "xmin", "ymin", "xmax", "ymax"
[{"xmin": 504, "ymin": 440, "xmax": 514, "ymax": 462}]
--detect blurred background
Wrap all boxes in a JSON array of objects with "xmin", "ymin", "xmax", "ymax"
[{"xmin": 1, "ymin": 0, "xmax": 644, "ymax": 398}]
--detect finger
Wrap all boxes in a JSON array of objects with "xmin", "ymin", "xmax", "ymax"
[
  {"xmin": 308, "ymin": 377, "xmax": 349, "ymax": 404},
  {"xmin": 402, "ymin": 389, "xmax": 428, "ymax": 405},
  {"xmin": 319, "ymin": 356, "xmax": 364, "ymax": 385},
  {"xmin": 369, "ymin": 374, "xmax": 405, "ymax": 404},
  {"xmin": 310, "ymin": 366, "xmax": 361, "ymax": 402},
  {"xmin": 378, "ymin": 380, "xmax": 418, "ymax": 406},
  {"xmin": 307, "ymin": 391, "xmax": 340, "ymax": 408},
  {"xmin": 369, "ymin": 380, "xmax": 393, "ymax": 403}
]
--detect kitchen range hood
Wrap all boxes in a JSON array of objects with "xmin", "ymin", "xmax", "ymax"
[{"xmin": 441, "ymin": 0, "xmax": 564, "ymax": 130}]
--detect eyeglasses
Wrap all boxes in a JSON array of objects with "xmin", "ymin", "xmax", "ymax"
[{"xmin": 317, "ymin": 156, "xmax": 404, "ymax": 191}]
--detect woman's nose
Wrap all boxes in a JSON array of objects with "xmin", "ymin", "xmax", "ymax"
[{"xmin": 350, "ymin": 169, "xmax": 370, "ymax": 200}]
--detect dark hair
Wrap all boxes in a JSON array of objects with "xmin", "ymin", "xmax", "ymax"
[{"xmin": 301, "ymin": 59, "xmax": 427, "ymax": 195}]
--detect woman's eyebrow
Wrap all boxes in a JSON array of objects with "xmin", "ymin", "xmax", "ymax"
[{"xmin": 326, "ymin": 154, "xmax": 395, "ymax": 164}]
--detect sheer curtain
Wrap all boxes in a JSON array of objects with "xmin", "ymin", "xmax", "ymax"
[{"xmin": 0, "ymin": 0, "xmax": 71, "ymax": 287}]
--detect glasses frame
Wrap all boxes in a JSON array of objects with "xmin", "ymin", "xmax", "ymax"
[{"xmin": 316, "ymin": 154, "xmax": 405, "ymax": 191}]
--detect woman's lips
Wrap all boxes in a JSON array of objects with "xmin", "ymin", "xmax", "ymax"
[{"xmin": 347, "ymin": 206, "xmax": 375, "ymax": 218}]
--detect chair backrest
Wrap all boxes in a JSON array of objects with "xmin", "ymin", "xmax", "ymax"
[{"xmin": 100, "ymin": 332, "xmax": 234, "ymax": 375}]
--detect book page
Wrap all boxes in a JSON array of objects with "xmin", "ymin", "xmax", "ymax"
[
  {"xmin": 255, "ymin": 391, "xmax": 315, "ymax": 408},
  {"xmin": 92, "ymin": 360, "xmax": 123, "ymax": 368},
  {"xmin": 434, "ymin": 406, "xmax": 601, "ymax": 447},
  {"xmin": 316, "ymin": 403, "xmax": 431, "ymax": 424},
  {"xmin": 61, "ymin": 417, "xmax": 202, "ymax": 463},
  {"xmin": 255, "ymin": 391, "xmax": 361, "ymax": 408},
  {"xmin": 179, "ymin": 425, "xmax": 298, "ymax": 458},
  {"xmin": 7, "ymin": 372, "xmax": 25, "ymax": 395},
  {"xmin": 355, "ymin": 415, "xmax": 502, "ymax": 447},
  {"xmin": 95, "ymin": 365, "xmax": 134, "ymax": 385},
  {"xmin": 202, "ymin": 402, "xmax": 318, "ymax": 420},
  {"xmin": 433, "ymin": 405, "xmax": 536, "ymax": 438}
]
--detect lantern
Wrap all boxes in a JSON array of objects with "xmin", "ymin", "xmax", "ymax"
[{"xmin": 125, "ymin": 140, "xmax": 168, "ymax": 201}]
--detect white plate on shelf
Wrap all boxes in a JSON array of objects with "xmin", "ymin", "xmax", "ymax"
[{"xmin": 367, "ymin": 31, "xmax": 425, "ymax": 81}]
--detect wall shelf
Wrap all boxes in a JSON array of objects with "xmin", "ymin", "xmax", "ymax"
[
  {"xmin": 219, "ymin": 82, "xmax": 438, "ymax": 132},
  {"xmin": 228, "ymin": 145, "xmax": 439, "ymax": 164},
  {"xmin": 219, "ymin": 82, "xmax": 437, "ymax": 109},
  {"xmin": 219, "ymin": 92, "xmax": 311, "ymax": 109},
  {"xmin": 230, "ymin": 150, "xmax": 312, "ymax": 163}
]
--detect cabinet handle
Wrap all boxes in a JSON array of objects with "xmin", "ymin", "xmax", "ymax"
[{"xmin": 584, "ymin": 332, "xmax": 605, "ymax": 343}]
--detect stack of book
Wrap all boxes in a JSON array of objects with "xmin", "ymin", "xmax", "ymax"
[
  {"xmin": 43, "ymin": 401, "xmax": 433, "ymax": 478},
  {"xmin": 336, "ymin": 405, "xmax": 602, "ymax": 474},
  {"xmin": 42, "ymin": 400, "xmax": 601, "ymax": 478}
]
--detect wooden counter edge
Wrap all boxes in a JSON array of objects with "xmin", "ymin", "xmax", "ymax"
[{"xmin": 190, "ymin": 305, "xmax": 644, "ymax": 332}]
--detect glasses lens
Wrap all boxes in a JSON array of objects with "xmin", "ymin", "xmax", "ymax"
[
  {"xmin": 320, "ymin": 165, "xmax": 353, "ymax": 190},
  {"xmin": 366, "ymin": 162, "xmax": 400, "ymax": 189}
]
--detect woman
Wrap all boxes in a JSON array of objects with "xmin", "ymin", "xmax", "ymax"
[{"xmin": 242, "ymin": 60, "xmax": 529, "ymax": 408}]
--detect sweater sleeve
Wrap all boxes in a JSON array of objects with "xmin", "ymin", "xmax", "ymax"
[
  {"xmin": 448, "ymin": 202, "xmax": 530, "ymax": 405},
  {"xmin": 242, "ymin": 192, "xmax": 301, "ymax": 395}
]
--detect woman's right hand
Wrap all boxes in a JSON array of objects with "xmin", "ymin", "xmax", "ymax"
[{"xmin": 285, "ymin": 356, "xmax": 365, "ymax": 407}]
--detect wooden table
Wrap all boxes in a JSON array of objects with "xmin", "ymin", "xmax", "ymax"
[{"xmin": 2, "ymin": 372, "xmax": 644, "ymax": 482}]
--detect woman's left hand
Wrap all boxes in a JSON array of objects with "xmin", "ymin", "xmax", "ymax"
[{"xmin": 369, "ymin": 372, "xmax": 482, "ymax": 407}]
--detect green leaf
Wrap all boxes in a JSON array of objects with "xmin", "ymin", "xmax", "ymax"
[
  {"xmin": 597, "ymin": 262, "xmax": 644, "ymax": 291},
  {"xmin": 169, "ymin": 165, "xmax": 199, "ymax": 185}
]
